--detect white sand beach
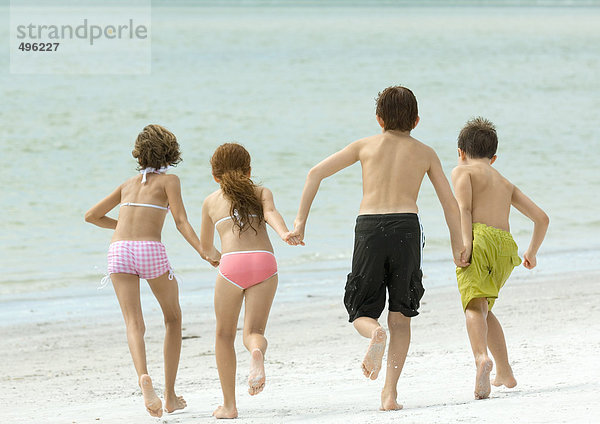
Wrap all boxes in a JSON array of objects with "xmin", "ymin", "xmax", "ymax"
[{"xmin": 2, "ymin": 270, "xmax": 598, "ymax": 424}]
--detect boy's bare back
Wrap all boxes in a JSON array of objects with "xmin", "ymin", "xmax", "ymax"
[
  {"xmin": 452, "ymin": 163, "xmax": 514, "ymax": 232},
  {"xmin": 355, "ymin": 131, "xmax": 438, "ymax": 215}
]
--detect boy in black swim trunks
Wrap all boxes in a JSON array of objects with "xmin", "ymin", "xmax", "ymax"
[{"xmin": 288, "ymin": 86, "xmax": 468, "ymax": 411}]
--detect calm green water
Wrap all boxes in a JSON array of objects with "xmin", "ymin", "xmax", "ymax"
[{"xmin": 1, "ymin": 5, "xmax": 599, "ymax": 312}]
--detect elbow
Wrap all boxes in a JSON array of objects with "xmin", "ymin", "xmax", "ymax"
[
  {"xmin": 84, "ymin": 210, "xmax": 95, "ymax": 223},
  {"xmin": 538, "ymin": 212, "xmax": 550, "ymax": 227},
  {"xmin": 174, "ymin": 217, "xmax": 188, "ymax": 230},
  {"xmin": 307, "ymin": 167, "xmax": 324, "ymax": 183}
]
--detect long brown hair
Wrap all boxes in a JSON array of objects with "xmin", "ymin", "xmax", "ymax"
[{"xmin": 211, "ymin": 143, "xmax": 264, "ymax": 234}]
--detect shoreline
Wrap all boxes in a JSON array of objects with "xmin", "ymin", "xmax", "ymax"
[
  {"xmin": 2, "ymin": 246, "xmax": 599, "ymax": 327},
  {"xmin": 2, "ymin": 269, "xmax": 599, "ymax": 423}
]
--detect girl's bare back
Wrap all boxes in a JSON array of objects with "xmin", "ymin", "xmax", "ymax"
[{"xmin": 112, "ymin": 173, "xmax": 171, "ymax": 242}]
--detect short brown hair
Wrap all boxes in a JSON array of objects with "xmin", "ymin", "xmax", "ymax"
[
  {"xmin": 458, "ymin": 117, "xmax": 498, "ymax": 159},
  {"xmin": 132, "ymin": 124, "xmax": 182, "ymax": 169},
  {"xmin": 375, "ymin": 86, "xmax": 418, "ymax": 131}
]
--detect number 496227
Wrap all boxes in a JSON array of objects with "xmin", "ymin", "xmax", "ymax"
[{"xmin": 18, "ymin": 42, "xmax": 60, "ymax": 52}]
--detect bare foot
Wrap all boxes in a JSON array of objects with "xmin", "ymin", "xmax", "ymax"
[
  {"xmin": 362, "ymin": 326, "xmax": 387, "ymax": 380},
  {"xmin": 212, "ymin": 405, "xmax": 238, "ymax": 419},
  {"xmin": 164, "ymin": 394, "xmax": 187, "ymax": 413},
  {"xmin": 139, "ymin": 374, "xmax": 163, "ymax": 417},
  {"xmin": 380, "ymin": 389, "xmax": 403, "ymax": 411},
  {"xmin": 248, "ymin": 348, "xmax": 266, "ymax": 396},
  {"xmin": 474, "ymin": 357, "xmax": 493, "ymax": 399},
  {"xmin": 492, "ymin": 369, "xmax": 517, "ymax": 388}
]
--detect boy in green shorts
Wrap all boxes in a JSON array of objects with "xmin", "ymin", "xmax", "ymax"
[{"xmin": 451, "ymin": 117, "xmax": 549, "ymax": 400}]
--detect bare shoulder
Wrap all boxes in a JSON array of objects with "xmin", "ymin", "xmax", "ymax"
[
  {"xmin": 257, "ymin": 185, "xmax": 273, "ymax": 198},
  {"xmin": 203, "ymin": 189, "xmax": 221, "ymax": 207},
  {"xmin": 492, "ymin": 167, "xmax": 515, "ymax": 191},
  {"xmin": 163, "ymin": 173, "xmax": 181, "ymax": 187},
  {"xmin": 164, "ymin": 173, "xmax": 180, "ymax": 182},
  {"xmin": 451, "ymin": 164, "xmax": 472, "ymax": 179},
  {"xmin": 122, "ymin": 174, "xmax": 140, "ymax": 186},
  {"xmin": 410, "ymin": 137, "xmax": 440, "ymax": 159},
  {"xmin": 352, "ymin": 134, "xmax": 379, "ymax": 151}
]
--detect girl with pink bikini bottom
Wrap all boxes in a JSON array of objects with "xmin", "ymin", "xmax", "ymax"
[
  {"xmin": 200, "ymin": 143, "xmax": 302, "ymax": 419},
  {"xmin": 85, "ymin": 125, "xmax": 205, "ymax": 418}
]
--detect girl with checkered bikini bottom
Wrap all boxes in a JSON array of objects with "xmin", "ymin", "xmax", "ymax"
[
  {"xmin": 200, "ymin": 143, "xmax": 302, "ymax": 419},
  {"xmin": 85, "ymin": 125, "xmax": 205, "ymax": 418}
]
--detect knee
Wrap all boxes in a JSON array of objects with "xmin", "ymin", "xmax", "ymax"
[
  {"xmin": 126, "ymin": 318, "xmax": 146, "ymax": 336},
  {"xmin": 466, "ymin": 298, "xmax": 488, "ymax": 315},
  {"xmin": 243, "ymin": 328, "xmax": 266, "ymax": 344},
  {"xmin": 387, "ymin": 314, "xmax": 410, "ymax": 334},
  {"xmin": 243, "ymin": 325, "xmax": 265, "ymax": 338},
  {"xmin": 216, "ymin": 327, "xmax": 236, "ymax": 344},
  {"xmin": 163, "ymin": 307, "xmax": 182, "ymax": 327}
]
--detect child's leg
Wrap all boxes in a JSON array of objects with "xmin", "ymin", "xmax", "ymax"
[
  {"xmin": 487, "ymin": 311, "xmax": 517, "ymax": 388},
  {"xmin": 213, "ymin": 276, "xmax": 244, "ymax": 419},
  {"xmin": 147, "ymin": 272, "xmax": 186, "ymax": 413},
  {"xmin": 353, "ymin": 317, "xmax": 387, "ymax": 380},
  {"xmin": 242, "ymin": 274, "xmax": 278, "ymax": 396},
  {"xmin": 380, "ymin": 312, "xmax": 410, "ymax": 411},
  {"xmin": 112, "ymin": 273, "xmax": 162, "ymax": 417},
  {"xmin": 465, "ymin": 297, "xmax": 493, "ymax": 399}
]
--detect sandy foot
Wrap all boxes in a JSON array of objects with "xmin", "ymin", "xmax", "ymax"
[
  {"xmin": 380, "ymin": 390, "xmax": 403, "ymax": 411},
  {"xmin": 362, "ymin": 326, "xmax": 387, "ymax": 380},
  {"xmin": 139, "ymin": 374, "xmax": 163, "ymax": 417},
  {"xmin": 213, "ymin": 405, "xmax": 238, "ymax": 419},
  {"xmin": 474, "ymin": 358, "xmax": 494, "ymax": 399},
  {"xmin": 164, "ymin": 394, "xmax": 187, "ymax": 413},
  {"xmin": 492, "ymin": 369, "xmax": 517, "ymax": 389},
  {"xmin": 248, "ymin": 348, "xmax": 266, "ymax": 396}
]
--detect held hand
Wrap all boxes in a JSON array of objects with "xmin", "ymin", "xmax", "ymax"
[
  {"xmin": 200, "ymin": 250, "xmax": 221, "ymax": 268},
  {"xmin": 282, "ymin": 231, "xmax": 305, "ymax": 246},
  {"xmin": 284, "ymin": 221, "xmax": 306, "ymax": 246},
  {"xmin": 454, "ymin": 245, "xmax": 470, "ymax": 268},
  {"xmin": 523, "ymin": 250, "xmax": 536, "ymax": 269},
  {"xmin": 462, "ymin": 244, "xmax": 472, "ymax": 265}
]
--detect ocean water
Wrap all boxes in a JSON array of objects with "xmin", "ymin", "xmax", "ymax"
[{"xmin": 2, "ymin": 3, "xmax": 599, "ymax": 323}]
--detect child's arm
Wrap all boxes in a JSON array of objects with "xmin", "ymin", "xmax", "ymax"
[
  {"xmin": 427, "ymin": 152, "xmax": 469, "ymax": 267},
  {"xmin": 84, "ymin": 185, "xmax": 121, "ymax": 229},
  {"xmin": 291, "ymin": 142, "xmax": 360, "ymax": 242},
  {"xmin": 199, "ymin": 197, "xmax": 221, "ymax": 267},
  {"xmin": 261, "ymin": 187, "xmax": 304, "ymax": 245},
  {"xmin": 451, "ymin": 166, "xmax": 474, "ymax": 262},
  {"xmin": 164, "ymin": 175, "xmax": 205, "ymax": 257},
  {"xmin": 511, "ymin": 186, "xmax": 549, "ymax": 269}
]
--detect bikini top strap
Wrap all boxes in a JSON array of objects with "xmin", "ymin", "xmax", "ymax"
[{"xmin": 140, "ymin": 166, "xmax": 171, "ymax": 184}]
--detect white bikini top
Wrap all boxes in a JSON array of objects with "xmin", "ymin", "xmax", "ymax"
[
  {"xmin": 140, "ymin": 166, "xmax": 170, "ymax": 184},
  {"xmin": 214, "ymin": 209, "xmax": 258, "ymax": 228},
  {"xmin": 119, "ymin": 167, "xmax": 171, "ymax": 211},
  {"xmin": 120, "ymin": 202, "xmax": 169, "ymax": 211}
]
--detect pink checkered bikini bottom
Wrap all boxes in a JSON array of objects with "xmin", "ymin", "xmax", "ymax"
[{"xmin": 107, "ymin": 240, "xmax": 173, "ymax": 280}]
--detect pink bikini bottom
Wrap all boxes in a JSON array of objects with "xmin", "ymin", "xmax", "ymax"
[
  {"xmin": 107, "ymin": 240, "xmax": 173, "ymax": 280},
  {"xmin": 218, "ymin": 250, "xmax": 278, "ymax": 290}
]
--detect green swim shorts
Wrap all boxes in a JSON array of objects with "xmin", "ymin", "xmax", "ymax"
[{"xmin": 456, "ymin": 223, "xmax": 521, "ymax": 311}]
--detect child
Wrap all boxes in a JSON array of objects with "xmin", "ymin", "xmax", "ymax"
[
  {"xmin": 200, "ymin": 143, "xmax": 299, "ymax": 419},
  {"xmin": 288, "ymin": 86, "xmax": 469, "ymax": 411},
  {"xmin": 85, "ymin": 124, "xmax": 203, "ymax": 417},
  {"xmin": 451, "ymin": 117, "xmax": 549, "ymax": 399}
]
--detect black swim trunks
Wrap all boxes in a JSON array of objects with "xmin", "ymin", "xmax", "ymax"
[{"xmin": 344, "ymin": 213, "xmax": 425, "ymax": 322}]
